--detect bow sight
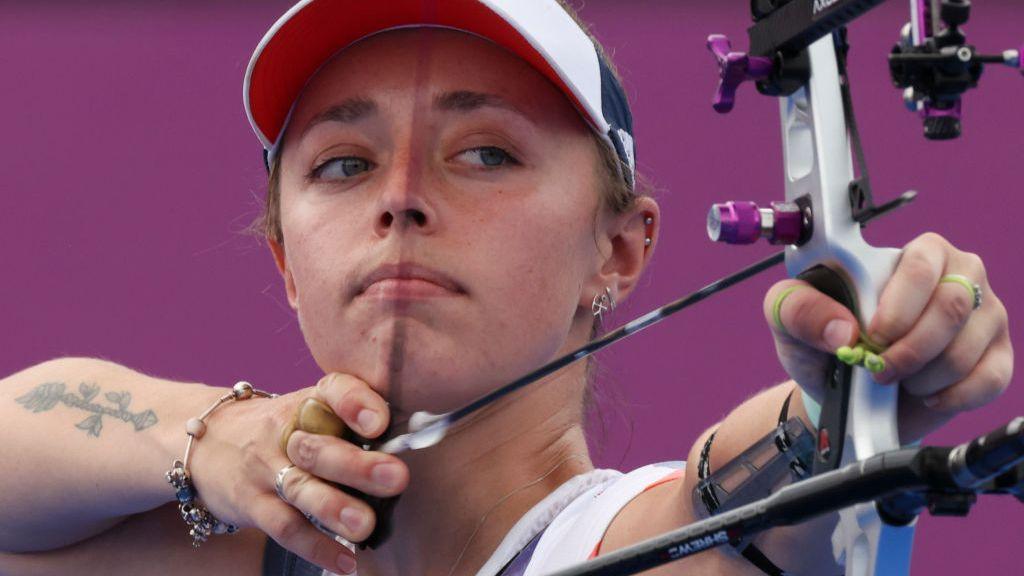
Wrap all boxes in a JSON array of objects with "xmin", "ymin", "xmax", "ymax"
[
  {"xmin": 891, "ymin": 0, "xmax": 1023, "ymax": 139},
  {"xmin": 710, "ymin": 0, "xmax": 1021, "ymax": 138}
]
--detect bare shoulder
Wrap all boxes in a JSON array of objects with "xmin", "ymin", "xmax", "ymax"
[{"xmin": 0, "ymin": 503, "xmax": 266, "ymax": 576}]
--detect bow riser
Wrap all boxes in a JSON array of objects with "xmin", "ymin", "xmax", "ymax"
[{"xmin": 780, "ymin": 36, "xmax": 915, "ymax": 575}]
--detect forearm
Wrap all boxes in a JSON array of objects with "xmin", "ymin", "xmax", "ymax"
[
  {"xmin": 682, "ymin": 381, "xmax": 839, "ymax": 574},
  {"xmin": 0, "ymin": 357, "xmax": 224, "ymax": 552},
  {"xmin": 690, "ymin": 380, "xmax": 814, "ymax": 472},
  {"xmin": 0, "ymin": 503, "xmax": 266, "ymax": 576}
]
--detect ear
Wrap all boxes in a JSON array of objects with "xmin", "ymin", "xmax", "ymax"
[
  {"xmin": 268, "ymin": 238, "xmax": 299, "ymax": 311},
  {"xmin": 582, "ymin": 196, "xmax": 660, "ymax": 311}
]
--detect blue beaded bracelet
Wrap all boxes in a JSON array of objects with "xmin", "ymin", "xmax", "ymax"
[{"xmin": 165, "ymin": 381, "xmax": 276, "ymax": 547}]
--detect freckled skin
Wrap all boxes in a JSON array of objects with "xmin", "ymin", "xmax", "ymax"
[{"xmin": 274, "ymin": 29, "xmax": 609, "ymax": 414}]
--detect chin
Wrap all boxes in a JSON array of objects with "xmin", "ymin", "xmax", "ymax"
[
  {"xmin": 375, "ymin": 350, "xmax": 498, "ymax": 415},
  {"xmin": 309, "ymin": 335, "xmax": 491, "ymax": 414},
  {"xmin": 309, "ymin": 316, "xmax": 565, "ymax": 414}
]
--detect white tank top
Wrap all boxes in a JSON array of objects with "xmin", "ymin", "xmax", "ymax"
[
  {"xmin": 477, "ymin": 461, "xmax": 686, "ymax": 576},
  {"xmin": 318, "ymin": 462, "xmax": 685, "ymax": 576}
]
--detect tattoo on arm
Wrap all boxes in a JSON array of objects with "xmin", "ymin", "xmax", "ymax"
[{"xmin": 14, "ymin": 381, "xmax": 159, "ymax": 437}]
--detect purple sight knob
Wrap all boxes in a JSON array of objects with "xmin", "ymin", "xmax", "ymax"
[
  {"xmin": 707, "ymin": 201, "xmax": 804, "ymax": 245},
  {"xmin": 708, "ymin": 201, "xmax": 760, "ymax": 244},
  {"xmin": 707, "ymin": 34, "xmax": 774, "ymax": 114}
]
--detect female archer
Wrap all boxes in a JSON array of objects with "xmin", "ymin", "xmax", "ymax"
[{"xmin": 0, "ymin": 1, "xmax": 1013, "ymax": 575}]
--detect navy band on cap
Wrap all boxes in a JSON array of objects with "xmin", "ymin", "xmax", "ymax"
[{"xmin": 598, "ymin": 53, "xmax": 637, "ymax": 188}]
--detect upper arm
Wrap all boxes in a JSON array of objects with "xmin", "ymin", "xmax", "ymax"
[
  {"xmin": 598, "ymin": 469, "xmax": 763, "ymax": 576},
  {"xmin": 0, "ymin": 503, "xmax": 267, "ymax": 576},
  {"xmin": 599, "ymin": 387, "xmax": 841, "ymax": 576},
  {"xmin": 596, "ymin": 404, "xmax": 799, "ymax": 575}
]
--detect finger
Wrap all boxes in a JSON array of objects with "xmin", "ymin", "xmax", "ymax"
[
  {"xmin": 277, "ymin": 464, "xmax": 379, "ymax": 544},
  {"xmin": 896, "ymin": 297, "xmax": 1006, "ymax": 395},
  {"xmin": 287, "ymin": 430, "xmax": 409, "ymax": 497},
  {"xmin": 315, "ymin": 373, "xmax": 390, "ymax": 439},
  {"xmin": 896, "ymin": 387, "xmax": 954, "ymax": 444},
  {"xmin": 763, "ymin": 279, "xmax": 860, "ymax": 352},
  {"xmin": 869, "ymin": 233, "xmax": 949, "ymax": 347},
  {"xmin": 252, "ymin": 494, "xmax": 358, "ymax": 575},
  {"xmin": 873, "ymin": 276, "xmax": 982, "ymax": 384},
  {"xmin": 918, "ymin": 335, "xmax": 1014, "ymax": 414}
]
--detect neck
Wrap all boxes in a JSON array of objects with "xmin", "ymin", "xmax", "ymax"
[{"xmin": 357, "ymin": 363, "xmax": 595, "ymax": 576}]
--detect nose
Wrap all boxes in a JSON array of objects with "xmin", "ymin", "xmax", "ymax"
[
  {"xmin": 378, "ymin": 207, "xmax": 428, "ymax": 230},
  {"xmin": 373, "ymin": 153, "xmax": 437, "ymax": 237}
]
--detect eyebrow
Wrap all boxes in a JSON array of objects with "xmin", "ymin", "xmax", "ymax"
[
  {"xmin": 300, "ymin": 97, "xmax": 378, "ymax": 138},
  {"xmin": 433, "ymin": 90, "xmax": 520, "ymax": 115},
  {"xmin": 300, "ymin": 90, "xmax": 525, "ymax": 138}
]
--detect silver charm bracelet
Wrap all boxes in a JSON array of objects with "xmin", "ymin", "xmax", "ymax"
[{"xmin": 165, "ymin": 381, "xmax": 277, "ymax": 547}]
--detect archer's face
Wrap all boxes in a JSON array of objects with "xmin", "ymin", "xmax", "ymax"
[{"xmin": 274, "ymin": 29, "xmax": 607, "ymax": 413}]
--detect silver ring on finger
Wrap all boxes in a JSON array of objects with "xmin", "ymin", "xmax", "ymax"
[
  {"xmin": 275, "ymin": 465, "xmax": 353, "ymax": 546},
  {"xmin": 274, "ymin": 464, "xmax": 299, "ymax": 504}
]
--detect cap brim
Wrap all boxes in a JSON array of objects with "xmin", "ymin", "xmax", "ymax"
[{"xmin": 244, "ymin": 0, "xmax": 600, "ymax": 150}]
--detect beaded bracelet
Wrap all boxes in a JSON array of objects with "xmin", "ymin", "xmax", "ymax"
[{"xmin": 165, "ymin": 381, "xmax": 277, "ymax": 547}]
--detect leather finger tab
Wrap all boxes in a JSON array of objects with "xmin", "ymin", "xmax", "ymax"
[{"xmin": 279, "ymin": 420, "xmax": 298, "ymax": 454}]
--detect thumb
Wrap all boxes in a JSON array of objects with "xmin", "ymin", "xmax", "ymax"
[{"xmin": 763, "ymin": 279, "xmax": 861, "ymax": 353}]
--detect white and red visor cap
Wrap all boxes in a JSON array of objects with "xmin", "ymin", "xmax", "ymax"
[{"xmin": 243, "ymin": 0, "xmax": 637, "ymax": 185}]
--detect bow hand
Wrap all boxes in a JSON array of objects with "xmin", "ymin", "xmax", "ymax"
[{"xmin": 766, "ymin": 231, "xmax": 1012, "ymax": 444}]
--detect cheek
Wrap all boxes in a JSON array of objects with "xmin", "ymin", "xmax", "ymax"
[
  {"xmin": 288, "ymin": 235, "xmax": 340, "ymax": 340},
  {"xmin": 280, "ymin": 211, "xmax": 363, "ymax": 363},
  {"xmin": 469, "ymin": 196, "xmax": 598, "ymax": 352}
]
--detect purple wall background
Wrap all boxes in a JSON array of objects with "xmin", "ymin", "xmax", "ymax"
[{"xmin": 3, "ymin": 1, "xmax": 1021, "ymax": 572}]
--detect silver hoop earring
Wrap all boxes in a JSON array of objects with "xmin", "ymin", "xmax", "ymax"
[{"xmin": 592, "ymin": 287, "xmax": 616, "ymax": 323}]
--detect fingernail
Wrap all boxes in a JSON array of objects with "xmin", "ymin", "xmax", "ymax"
[
  {"xmin": 357, "ymin": 409, "xmax": 380, "ymax": 434},
  {"xmin": 923, "ymin": 395, "xmax": 940, "ymax": 408},
  {"xmin": 340, "ymin": 507, "xmax": 366, "ymax": 534},
  {"xmin": 372, "ymin": 462, "xmax": 403, "ymax": 490},
  {"xmin": 336, "ymin": 552, "xmax": 357, "ymax": 574},
  {"xmin": 823, "ymin": 320, "xmax": 854, "ymax": 351}
]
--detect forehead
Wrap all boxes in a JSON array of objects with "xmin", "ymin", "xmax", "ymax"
[{"xmin": 285, "ymin": 28, "xmax": 586, "ymax": 137}]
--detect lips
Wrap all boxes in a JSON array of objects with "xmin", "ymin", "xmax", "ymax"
[{"xmin": 356, "ymin": 263, "xmax": 465, "ymax": 299}]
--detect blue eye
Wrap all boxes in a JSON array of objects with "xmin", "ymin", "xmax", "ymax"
[
  {"xmin": 311, "ymin": 157, "xmax": 373, "ymax": 180},
  {"xmin": 457, "ymin": 146, "xmax": 520, "ymax": 168}
]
